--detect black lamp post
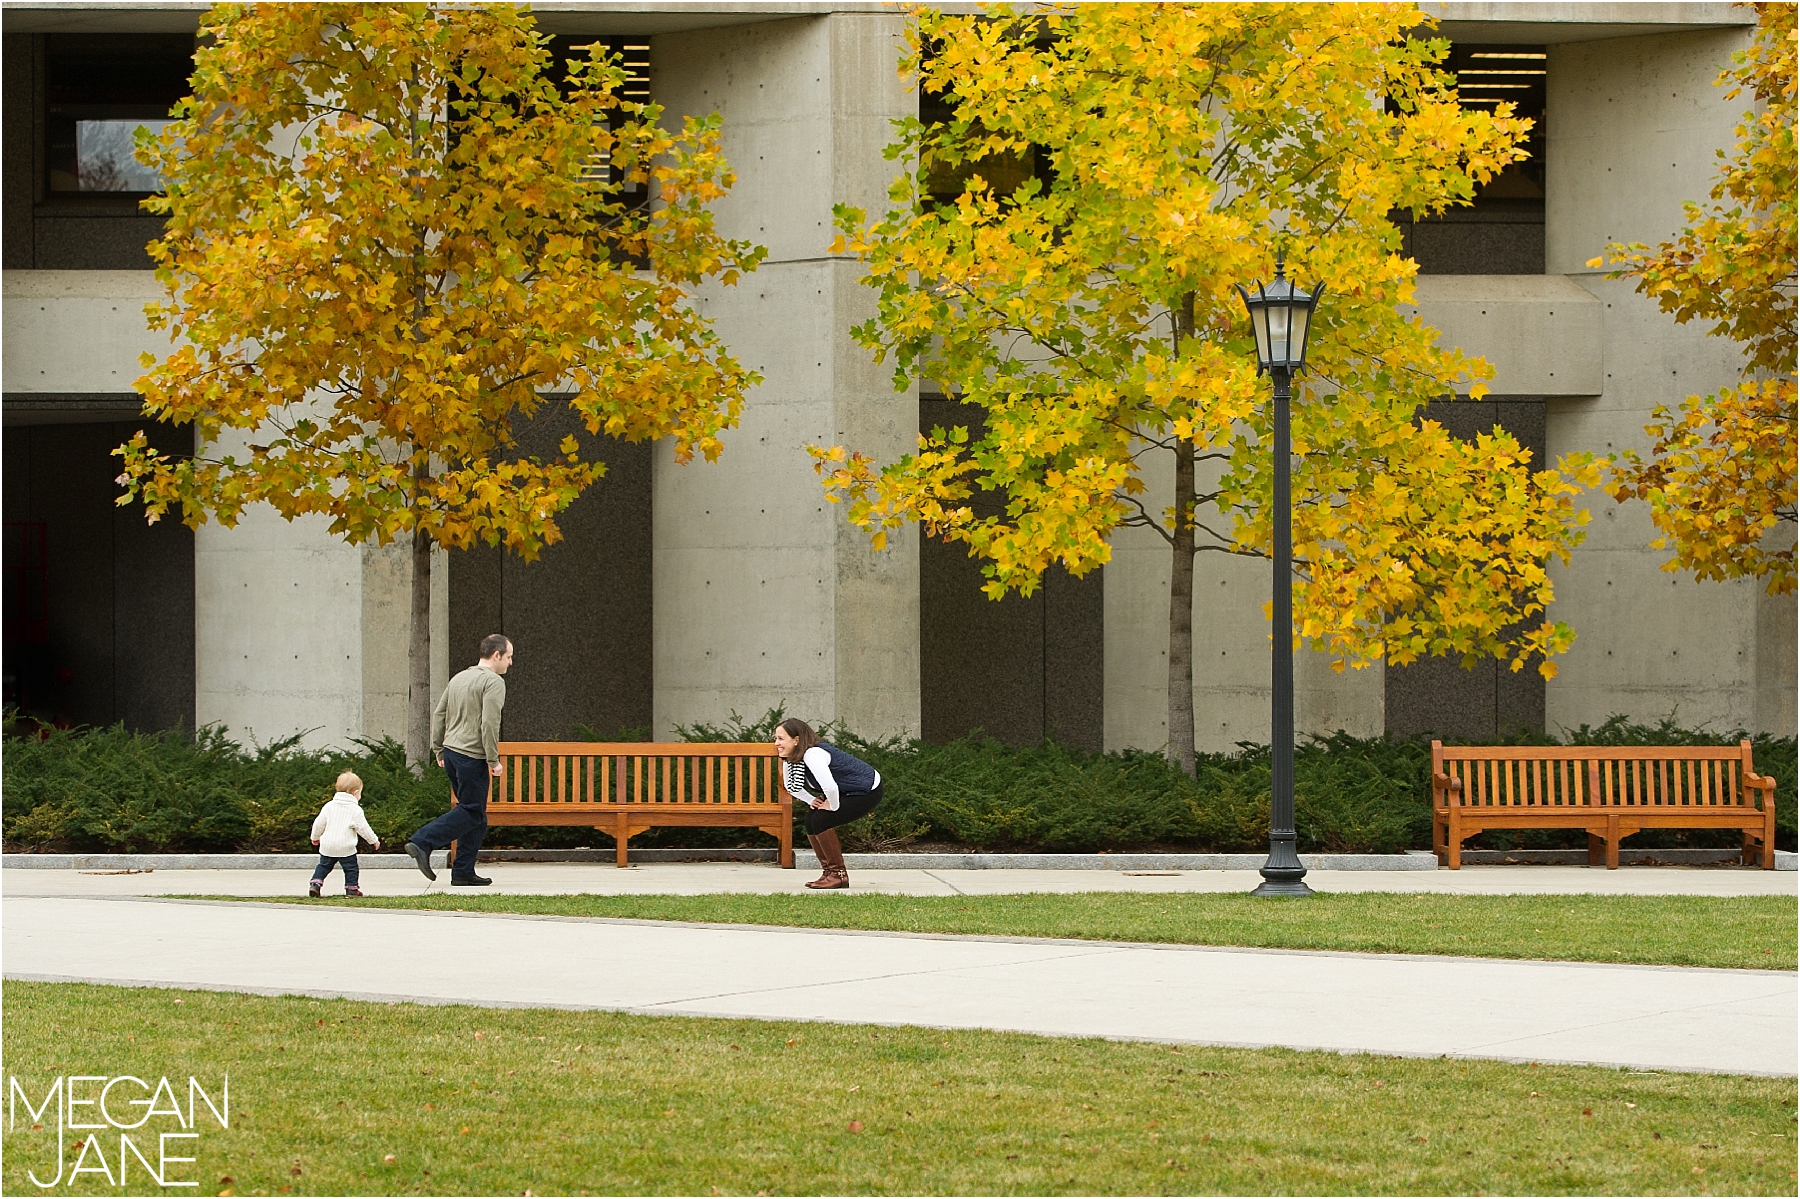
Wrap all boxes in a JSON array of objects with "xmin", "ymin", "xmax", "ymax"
[{"xmin": 1237, "ymin": 254, "xmax": 1324, "ymax": 898}]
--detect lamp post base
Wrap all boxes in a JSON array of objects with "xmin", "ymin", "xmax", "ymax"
[
  {"xmin": 1251, "ymin": 869, "xmax": 1315, "ymax": 897},
  {"xmin": 1252, "ymin": 838, "xmax": 1313, "ymax": 896}
]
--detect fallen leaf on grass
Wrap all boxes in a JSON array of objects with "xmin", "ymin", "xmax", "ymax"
[
  {"xmin": 382, "ymin": 1155, "xmax": 396, "ymax": 1164},
  {"xmin": 848, "ymin": 1121, "xmax": 863, "ymax": 1133}
]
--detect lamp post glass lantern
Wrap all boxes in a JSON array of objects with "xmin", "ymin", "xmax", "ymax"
[{"xmin": 1236, "ymin": 255, "xmax": 1324, "ymax": 897}]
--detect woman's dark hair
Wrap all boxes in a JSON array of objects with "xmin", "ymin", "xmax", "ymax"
[{"xmin": 777, "ymin": 717, "xmax": 820, "ymax": 761}]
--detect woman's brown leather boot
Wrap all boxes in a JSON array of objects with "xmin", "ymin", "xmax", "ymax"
[
  {"xmin": 804, "ymin": 834, "xmax": 832, "ymax": 887},
  {"xmin": 806, "ymin": 828, "xmax": 849, "ymax": 889}
]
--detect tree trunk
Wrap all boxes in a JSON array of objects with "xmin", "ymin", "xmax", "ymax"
[
  {"xmin": 1166, "ymin": 292, "xmax": 1198, "ymax": 777},
  {"xmin": 407, "ymin": 527, "xmax": 433, "ymax": 772}
]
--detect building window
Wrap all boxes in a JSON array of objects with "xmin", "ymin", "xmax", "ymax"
[
  {"xmin": 1448, "ymin": 44, "xmax": 1546, "ymax": 206},
  {"xmin": 545, "ymin": 37, "xmax": 651, "ymax": 192},
  {"xmin": 44, "ymin": 34, "xmax": 194, "ymax": 196},
  {"xmin": 1394, "ymin": 43, "xmax": 1547, "ymax": 274}
]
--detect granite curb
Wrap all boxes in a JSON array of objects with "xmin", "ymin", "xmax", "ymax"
[
  {"xmin": 2, "ymin": 852, "xmax": 452, "ymax": 871},
  {"xmin": 7, "ymin": 848, "xmax": 1793, "ymax": 871},
  {"xmin": 796, "ymin": 851, "xmax": 1443, "ymax": 871},
  {"xmin": 1, "ymin": 850, "xmax": 1438, "ymax": 871}
]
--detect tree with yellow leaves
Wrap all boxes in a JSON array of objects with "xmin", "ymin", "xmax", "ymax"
[
  {"xmin": 815, "ymin": 3, "xmax": 1599, "ymax": 774},
  {"xmin": 1591, "ymin": 1, "xmax": 1796, "ymax": 595},
  {"xmin": 117, "ymin": 4, "xmax": 764, "ymax": 764}
]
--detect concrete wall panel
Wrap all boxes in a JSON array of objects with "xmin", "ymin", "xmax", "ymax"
[
  {"xmin": 1407, "ymin": 275, "xmax": 1602, "ymax": 396},
  {"xmin": 359, "ymin": 537, "xmax": 411, "ymax": 747},
  {"xmin": 194, "ymin": 503, "xmax": 365, "ymax": 752},
  {"xmin": 1542, "ymin": 22, "xmax": 1792, "ymax": 736},
  {"xmin": 1103, "ymin": 438, "xmax": 1382, "ymax": 756},
  {"xmin": 2, "ymin": 270, "xmax": 164, "ymax": 393},
  {"xmin": 1547, "ymin": 28, "xmax": 1752, "ymax": 276},
  {"xmin": 652, "ymin": 14, "xmax": 919, "ymax": 740}
]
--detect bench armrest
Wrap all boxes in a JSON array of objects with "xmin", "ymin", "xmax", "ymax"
[
  {"xmin": 1432, "ymin": 772, "xmax": 1464, "ymax": 804},
  {"xmin": 1744, "ymin": 771, "xmax": 1778, "ymax": 796}
]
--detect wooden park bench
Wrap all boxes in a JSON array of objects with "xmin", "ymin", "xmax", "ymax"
[
  {"xmin": 1432, "ymin": 741, "xmax": 1779, "ymax": 869},
  {"xmin": 477, "ymin": 742, "xmax": 793, "ymax": 868}
]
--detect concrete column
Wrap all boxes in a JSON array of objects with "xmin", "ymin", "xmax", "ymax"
[
  {"xmin": 359, "ymin": 537, "xmax": 411, "ymax": 746},
  {"xmin": 194, "ymin": 502, "xmax": 364, "ymax": 751},
  {"xmin": 651, "ymin": 14, "xmax": 919, "ymax": 740},
  {"xmin": 1546, "ymin": 25, "xmax": 1793, "ymax": 735},
  {"xmin": 1103, "ymin": 439, "xmax": 1382, "ymax": 756},
  {"xmin": 1, "ymin": 268, "xmax": 435, "ymax": 750}
]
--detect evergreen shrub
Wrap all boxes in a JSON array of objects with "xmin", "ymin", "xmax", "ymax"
[{"xmin": 3, "ymin": 710, "xmax": 1792, "ymax": 856}]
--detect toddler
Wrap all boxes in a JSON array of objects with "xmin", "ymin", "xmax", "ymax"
[{"xmin": 309, "ymin": 771, "xmax": 380, "ymax": 897}]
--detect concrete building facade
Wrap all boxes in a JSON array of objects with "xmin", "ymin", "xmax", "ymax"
[{"xmin": 3, "ymin": 2, "xmax": 1791, "ymax": 755}]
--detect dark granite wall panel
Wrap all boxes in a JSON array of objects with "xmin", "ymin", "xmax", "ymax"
[
  {"xmin": 918, "ymin": 397, "xmax": 1104, "ymax": 751},
  {"xmin": 32, "ymin": 214, "xmax": 163, "ymax": 270},
  {"xmin": 1384, "ymin": 398, "xmax": 1547, "ymax": 741},
  {"xmin": 1, "ymin": 417, "xmax": 194, "ymax": 730},
  {"xmin": 1043, "ymin": 564, "xmax": 1104, "ymax": 747},
  {"xmin": 1411, "ymin": 220, "xmax": 1545, "ymax": 275},
  {"xmin": 920, "ymin": 533, "xmax": 1044, "ymax": 746},
  {"xmin": 1395, "ymin": 214, "xmax": 1545, "ymax": 276},
  {"xmin": 3, "ymin": 35, "xmax": 36, "ymax": 269},
  {"xmin": 448, "ymin": 407, "xmax": 653, "ymax": 743}
]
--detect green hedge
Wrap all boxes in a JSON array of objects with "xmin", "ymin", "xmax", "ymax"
[
  {"xmin": 0, "ymin": 725, "xmax": 450, "ymax": 855},
  {"xmin": 3, "ymin": 711, "xmax": 1793, "ymax": 856}
]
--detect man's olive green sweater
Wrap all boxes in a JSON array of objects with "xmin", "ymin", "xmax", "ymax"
[{"xmin": 431, "ymin": 664, "xmax": 507, "ymax": 765}]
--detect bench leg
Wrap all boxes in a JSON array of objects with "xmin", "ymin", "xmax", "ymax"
[
  {"xmin": 1586, "ymin": 832, "xmax": 1606, "ymax": 868},
  {"xmin": 1762, "ymin": 809, "xmax": 1776, "ymax": 869},
  {"xmin": 1445, "ymin": 814, "xmax": 1462, "ymax": 870},
  {"xmin": 1606, "ymin": 814, "xmax": 1621, "ymax": 869},
  {"xmin": 616, "ymin": 812, "xmax": 630, "ymax": 868},
  {"xmin": 778, "ymin": 816, "xmax": 794, "ymax": 869}
]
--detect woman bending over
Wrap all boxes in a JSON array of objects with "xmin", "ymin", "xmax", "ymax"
[{"xmin": 774, "ymin": 717, "xmax": 883, "ymax": 890}]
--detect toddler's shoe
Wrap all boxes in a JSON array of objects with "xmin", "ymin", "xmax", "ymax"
[
  {"xmin": 345, "ymin": 885, "xmax": 363, "ymax": 897},
  {"xmin": 308, "ymin": 879, "xmax": 322, "ymax": 898}
]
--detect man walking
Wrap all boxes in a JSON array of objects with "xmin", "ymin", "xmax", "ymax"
[{"xmin": 406, "ymin": 633, "xmax": 513, "ymax": 886}]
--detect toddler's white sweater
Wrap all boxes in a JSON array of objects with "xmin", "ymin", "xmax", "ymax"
[{"xmin": 311, "ymin": 793, "xmax": 379, "ymax": 858}]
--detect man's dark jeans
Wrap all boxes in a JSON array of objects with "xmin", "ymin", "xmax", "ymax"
[
  {"xmin": 311, "ymin": 853, "xmax": 360, "ymax": 888},
  {"xmin": 409, "ymin": 748, "xmax": 491, "ymax": 878}
]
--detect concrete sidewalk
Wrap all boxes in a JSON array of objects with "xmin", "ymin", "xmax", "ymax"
[
  {"xmin": 4, "ymin": 895, "xmax": 1793, "ymax": 1077},
  {"xmin": 4, "ymin": 861, "xmax": 1796, "ymax": 898}
]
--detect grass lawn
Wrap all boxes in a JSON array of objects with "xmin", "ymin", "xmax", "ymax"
[
  {"xmin": 3, "ymin": 981, "xmax": 1794, "ymax": 1196},
  {"xmin": 218, "ymin": 892, "xmax": 1800, "ymax": 971}
]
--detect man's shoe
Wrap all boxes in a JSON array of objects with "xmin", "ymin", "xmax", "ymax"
[
  {"xmin": 450, "ymin": 874, "xmax": 492, "ymax": 887},
  {"xmin": 404, "ymin": 841, "xmax": 436, "ymax": 881}
]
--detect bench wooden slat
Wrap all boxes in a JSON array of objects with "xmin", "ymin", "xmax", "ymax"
[
  {"xmin": 1432, "ymin": 740, "xmax": 1776, "ymax": 869},
  {"xmin": 481, "ymin": 742, "xmax": 793, "ymax": 868}
]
